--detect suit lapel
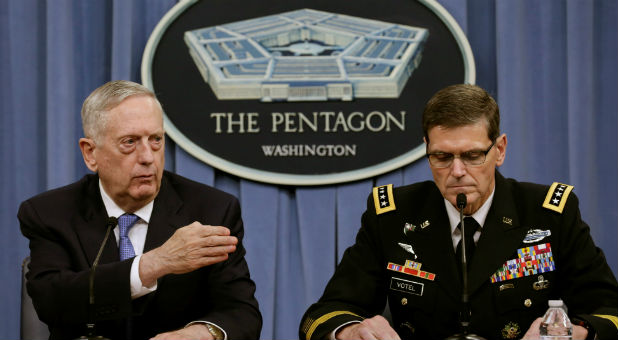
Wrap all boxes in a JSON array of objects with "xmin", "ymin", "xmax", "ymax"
[
  {"xmin": 74, "ymin": 173, "xmax": 186, "ymax": 268},
  {"xmin": 143, "ymin": 174, "xmax": 184, "ymax": 253},
  {"xmin": 74, "ymin": 175, "xmax": 121, "ymax": 266},
  {"xmin": 468, "ymin": 172, "xmax": 528, "ymax": 294}
]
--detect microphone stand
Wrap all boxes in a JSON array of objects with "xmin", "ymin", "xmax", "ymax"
[
  {"xmin": 76, "ymin": 217, "xmax": 116, "ymax": 340},
  {"xmin": 445, "ymin": 194, "xmax": 486, "ymax": 340}
]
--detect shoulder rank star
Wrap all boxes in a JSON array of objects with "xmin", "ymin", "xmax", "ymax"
[
  {"xmin": 542, "ymin": 182, "xmax": 574, "ymax": 213},
  {"xmin": 373, "ymin": 184, "xmax": 396, "ymax": 214}
]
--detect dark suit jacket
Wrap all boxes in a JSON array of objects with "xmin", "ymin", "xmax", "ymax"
[
  {"xmin": 19, "ymin": 171, "xmax": 262, "ymax": 340},
  {"xmin": 300, "ymin": 171, "xmax": 618, "ymax": 340}
]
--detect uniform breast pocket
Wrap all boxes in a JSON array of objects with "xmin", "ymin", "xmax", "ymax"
[
  {"xmin": 493, "ymin": 273, "xmax": 554, "ymax": 316},
  {"xmin": 388, "ymin": 276, "xmax": 435, "ymax": 309},
  {"xmin": 387, "ymin": 275, "xmax": 438, "ymax": 338}
]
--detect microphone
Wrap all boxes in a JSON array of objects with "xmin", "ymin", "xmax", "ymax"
[
  {"xmin": 77, "ymin": 216, "xmax": 117, "ymax": 340},
  {"xmin": 456, "ymin": 193, "xmax": 469, "ymax": 313},
  {"xmin": 445, "ymin": 194, "xmax": 486, "ymax": 340},
  {"xmin": 457, "ymin": 193, "xmax": 467, "ymax": 210}
]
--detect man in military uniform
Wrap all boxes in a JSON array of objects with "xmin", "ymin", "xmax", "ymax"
[{"xmin": 299, "ymin": 84, "xmax": 618, "ymax": 340}]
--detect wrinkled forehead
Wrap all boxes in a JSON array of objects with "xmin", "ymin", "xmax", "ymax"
[
  {"xmin": 107, "ymin": 93, "xmax": 162, "ymax": 113},
  {"xmin": 104, "ymin": 96, "xmax": 164, "ymax": 132}
]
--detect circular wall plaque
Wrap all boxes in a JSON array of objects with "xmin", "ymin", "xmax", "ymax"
[{"xmin": 142, "ymin": 0, "xmax": 475, "ymax": 185}]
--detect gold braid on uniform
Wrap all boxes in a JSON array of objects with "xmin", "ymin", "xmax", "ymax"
[
  {"xmin": 542, "ymin": 182, "xmax": 574, "ymax": 213},
  {"xmin": 373, "ymin": 184, "xmax": 396, "ymax": 215},
  {"xmin": 303, "ymin": 311, "xmax": 363, "ymax": 340},
  {"xmin": 593, "ymin": 314, "xmax": 618, "ymax": 329}
]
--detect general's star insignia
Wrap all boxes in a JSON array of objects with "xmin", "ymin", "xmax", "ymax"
[
  {"xmin": 373, "ymin": 184, "xmax": 396, "ymax": 214},
  {"xmin": 543, "ymin": 182, "xmax": 574, "ymax": 214}
]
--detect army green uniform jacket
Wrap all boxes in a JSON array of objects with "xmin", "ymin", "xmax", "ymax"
[{"xmin": 300, "ymin": 171, "xmax": 618, "ymax": 340}]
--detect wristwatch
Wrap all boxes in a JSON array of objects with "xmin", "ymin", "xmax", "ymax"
[{"xmin": 205, "ymin": 323, "xmax": 224, "ymax": 340}]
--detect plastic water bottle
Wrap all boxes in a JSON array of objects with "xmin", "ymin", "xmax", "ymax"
[{"xmin": 539, "ymin": 300, "xmax": 573, "ymax": 339}]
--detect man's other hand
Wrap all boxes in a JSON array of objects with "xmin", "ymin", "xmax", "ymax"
[
  {"xmin": 336, "ymin": 315, "xmax": 400, "ymax": 340},
  {"xmin": 139, "ymin": 222, "xmax": 237, "ymax": 286}
]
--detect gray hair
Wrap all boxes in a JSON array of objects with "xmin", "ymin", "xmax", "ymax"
[{"xmin": 81, "ymin": 80, "xmax": 162, "ymax": 142}]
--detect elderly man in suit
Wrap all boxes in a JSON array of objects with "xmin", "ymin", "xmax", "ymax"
[{"xmin": 19, "ymin": 80, "xmax": 261, "ymax": 340}]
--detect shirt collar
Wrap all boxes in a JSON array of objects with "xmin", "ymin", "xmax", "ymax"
[
  {"xmin": 99, "ymin": 180, "xmax": 154, "ymax": 223},
  {"xmin": 445, "ymin": 185, "xmax": 495, "ymax": 234}
]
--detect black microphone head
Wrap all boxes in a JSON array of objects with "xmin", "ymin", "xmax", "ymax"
[
  {"xmin": 456, "ymin": 193, "xmax": 467, "ymax": 210},
  {"xmin": 106, "ymin": 216, "xmax": 118, "ymax": 227}
]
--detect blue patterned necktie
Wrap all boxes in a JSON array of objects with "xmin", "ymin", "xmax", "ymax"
[{"xmin": 118, "ymin": 213, "xmax": 139, "ymax": 260}]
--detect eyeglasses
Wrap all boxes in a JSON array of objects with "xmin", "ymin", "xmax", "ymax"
[{"xmin": 426, "ymin": 141, "xmax": 495, "ymax": 168}]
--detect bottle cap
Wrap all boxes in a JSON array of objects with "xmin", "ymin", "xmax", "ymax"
[{"xmin": 548, "ymin": 299, "xmax": 564, "ymax": 307}]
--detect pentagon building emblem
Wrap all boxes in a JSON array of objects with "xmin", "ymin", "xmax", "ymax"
[
  {"xmin": 142, "ymin": 0, "xmax": 474, "ymax": 185},
  {"xmin": 184, "ymin": 9, "xmax": 428, "ymax": 102}
]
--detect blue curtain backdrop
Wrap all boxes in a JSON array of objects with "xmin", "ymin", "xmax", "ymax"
[{"xmin": 1, "ymin": 0, "xmax": 616, "ymax": 339}]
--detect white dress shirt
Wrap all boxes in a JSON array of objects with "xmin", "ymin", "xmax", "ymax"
[
  {"xmin": 99, "ymin": 181, "xmax": 157, "ymax": 299},
  {"xmin": 444, "ymin": 186, "xmax": 496, "ymax": 251},
  {"xmin": 98, "ymin": 181, "xmax": 227, "ymax": 339}
]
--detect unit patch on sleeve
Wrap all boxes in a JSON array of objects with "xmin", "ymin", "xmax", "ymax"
[
  {"xmin": 542, "ymin": 182, "xmax": 574, "ymax": 213},
  {"xmin": 490, "ymin": 243, "xmax": 555, "ymax": 283},
  {"xmin": 373, "ymin": 184, "xmax": 396, "ymax": 214}
]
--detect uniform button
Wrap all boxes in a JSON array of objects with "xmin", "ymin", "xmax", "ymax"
[
  {"xmin": 401, "ymin": 297, "xmax": 408, "ymax": 306},
  {"xmin": 524, "ymin": 299, "xmax": 532, "ymax": 307}
]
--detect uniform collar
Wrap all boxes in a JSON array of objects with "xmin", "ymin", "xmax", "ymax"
[{"xmin": 445, "ymin": 185, "xmax": 495, "ymax": 234}]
